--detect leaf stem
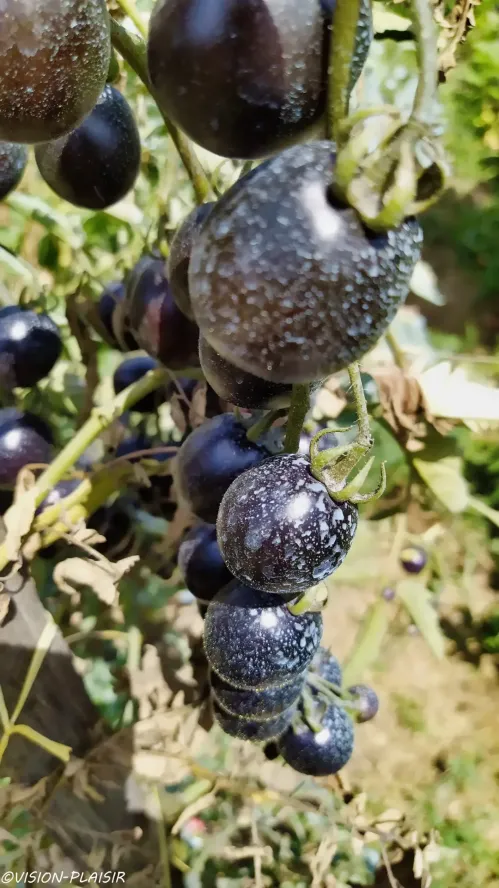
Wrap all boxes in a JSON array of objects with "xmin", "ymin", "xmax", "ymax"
[
  {"xmin": 409, "ymin": 0, "xmax": 438, "ymax": 127},
  {"xmin": 347, "ymin": 362, "xmax": 372, "ymax": 445},
  {"xmin": 246, "ymin": 408, "xmax": 287, "ymax": 443},
  {"xmin": 115, "ymin": 0, "xmax": 147, "ymax": 39},
  {"xmin": 0, "ymin": 367, "xmax": 200, "ymax": 573},
  {"xmin": 328, "ymin": 0, "xmax": 363, "ymax": 144},
  {"xmin": 283, "ymin": 384, "xmax": 310, "ymax": 453},
  {"xmin": 110, "ymin": 18, "xmax": 212, "ymax": 204}
]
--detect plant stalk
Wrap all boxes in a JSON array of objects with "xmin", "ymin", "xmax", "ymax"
[
  {"xmin": 283, "ymin": 384, "xmax": 311, "ymax": 453},
  {"xmin": 115, "ymin": 0, "xmax": 147, "ymax": 38},
  {"xmin": 409, "ymin": 0, "xmax": 438, "ymax": 127},
  {"xmin": 328, "ymin": 0, "xmax": 363, "ymax": 144},
  {"xmin": 110, "ymin": 18, "xmax": 212, "ymax": 204}
]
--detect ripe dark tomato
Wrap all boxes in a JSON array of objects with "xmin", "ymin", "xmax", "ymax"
[
  {"xmin": 35, "ymin": 86, "xmax": 141, "ymax": 210},
  {"xmin": 217, "ymin": 454, "xmax": 358, "ymax": 596},
  {"xmin": 213, "ymin": 699, "xmax": 295, "ymax": 741},
  {"xmin": 89, "ymin": 497, "xmax": 135, "ymax": 558},
  {"xmin": 263, "ymin": 741, "xmax": 280, "ymax": 761},
  {"xmin": 190, "ymin": 142, "xmax": 422, "ymax": 383},
  {"xmin": 0, "ymin": 408, "xmax": 52, "ymax": 486},
  {"xmin": 116, "ymin": 433, "xmax": 178, "ymax": 519},
  {"xmin": 178, "ymin": 523, "xmax": 233, "ymax": 603},
  {"xmin": 0, "ymin": 142, "xmax": 27, "ymax": 199},
  {"xmin": 348, "ymin": 684, "xmax": 379, "ymax": 723},
  {"xmin": 0, "ymin": 307, "xmax": 62, "ymax": 390},
  {"xmin": 97, "ymin": 281, "xmax": 137, "ymax": 351},
  {"xmin": 211, "ymin": 670, "xmax": 304, "ymax": 721},
  {"xmin": 277, "ymin": 700, "xmax": 354, "ymax": 775},
  {"xmin": 36, "ymin": 479, "xmax": 80, "ymax": 515},
  {"xmin": 115, "ymin": 432, "xmax": 154, "ymax": 462},
  {"xmin": 200, "ymin": 338, "xmax": 292, "ymax": 410},
  {"xmin": 310, "ymin": 646, "xmax": 342, "ymax": 688},
  {"xmin": 168, "ymin": 203, "xmax": 215, "ymax": 319},
  {"xmin": 204, "ymin": 581, "xmax": 322, "ymax": 689},
  {"xmin": 126, "ymin": 255, "xmax": 199, "ymax": 369},
  {"xmin": 113, "ymin": 356, "xmax": 164, "ymax": 413},
  {"xmin": 400, "ymin": 545, "xmax": 428, "ymax": 575},
  {"xmin": 147, "ymin": 0, "xmax": 371, "ymax": 160},
  {"xmin": 0, "ymin": 0, "xmax": 110, "ymax": 144},
  {"xmin": 176, "ymin": 413, "xmax": 269, "ymax": 523}
]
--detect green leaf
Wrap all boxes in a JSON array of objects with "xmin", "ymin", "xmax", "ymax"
[
  {"xmin": 396, "ymin": 580, "xmax": 445, "ymax": 660},
  {"xmin": 467, "ymin": 495, "xmax": 499, "ymax": 529},
  {"xmin": 5, "ymin": 192, "xmax": 84, "ymax": 249},
  {"xmin": 10, "ymin": 724, "xmax": 72, "ymax": 762},
  {"xmin": 413, "ymin": 454, "xmax": 469, "ymax": 513},
  {"xmin": 0, "ymin": 245, "xmax": 38, "ymax": 283},
  {"xmin": 342, "ymin": 599, "xmax": 391, "ymax": 685},
  {"xmin": 410, "ymin": 260, "xmax": 446, "ymax": 305}
]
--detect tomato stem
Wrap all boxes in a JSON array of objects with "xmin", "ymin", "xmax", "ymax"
[
  {"xmin": 109, "ymin": 18, "xmax": 213, "ymax": 204},
  {"xmin": 283, "ymin": 384, "xmax": 311, "ymax": 453},
  {"xmin": 114, "ymin": 0, "xmax": 147, "ymax": 39},
  {"xmin": 0, "ymin": 366, "xmax": 202, "ymax": 573},
  {"xmin": 328, "ymin": 0, "xmax": 364, "ymax": 144}
]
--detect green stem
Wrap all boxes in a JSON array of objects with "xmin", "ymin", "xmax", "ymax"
[
  {"xmin": 409, "ymin": 0, "xmax": 438, "ymax": 127},
  {"xmin": 0, "ymin": 367, "xmax": 201, "ymax": 571},
  {"xmin": 246, "ymin": 408, "xmax": 287, "ymax": 443},
  {"xmin": 115, "ymin": 0, "xmax": 147, "ymax": 38},
  {"xmin": 283, "ymin": 384, "xmax": 310, "ymax": 453},
  {"xmin": 328, "ymin": 0, "xmax": 363, "ymax": 144},
  {"xmin": 110, "ymin": 18, "xmax": 212, "ymax": 204},
  {"xmin": 347, "ymin": 362, "xmax": 372, "ymax": 445},
  {"xmin": 31, "ymin": 366, "xmax": 171, "ymax": 508}
]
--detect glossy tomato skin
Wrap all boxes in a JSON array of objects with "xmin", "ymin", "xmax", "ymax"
[
  {"xmin": 147, "ymin": 0, "xmax": 371, "ymax": 159},
  {"xmin": 0, "ymin": 142, "xmax": 27, "ymax": 199},
  {"xmin": 98, "ymin": 281, "xmax": 138, "ymax": 350},
  {"xmin": 127, "ymin": 255, "xmax": 200, "ymax": 369},
  {"xmin": 277, "ymin": 700, "xmax": 354, "ymax": 775},
  {"xmin": 204, "ymin": 581, "xmax": 322, "ymax": 690},
  {"xmin": 0, "ymin": 0, "xmax": 110, "ymax": 144},
  {"xmin": 190, "ymin": 142, "xmax": 422, "ymax": 383},
  {"xmin": 113, "ymin": 356, "xmax": 163, "ymax": 413},
  {"xmin": 35, "ymin": 86, "xmax": 140, "ymax": 210},
  {"xmin": 0, "ymin": 408, "xmax": 53, "ymax": 486},
  {"xmin": 217, "ymin": 454, "xmax": 358, "ymax": 596},
  {"xmin": 0, "ymin": 308, "xmax": 61, "ymax": 389},
  {"xmin": 178, "ymin": 522, "xmax": 233, "ymax": 603},
  {"xmin": 176, "ymin": 413, "xmax": 269, "ymax": 523},
  {"xmin": 168, "ymin": 203, "xmax": 215, "ymax": 319},
  {"xmin": 310, "ymin": 646, "xmax": 342, "ymax": 687},
  {"xmin": 400, "ymin": 545, "xmax": 428, "ymax": 575},
  {"xmin": 211, "ymin": 669, "xmax": 304, "ymax": 721},
  {"xmin": 348, "ymin": 684, "xmax": 379, "ymax": 723},
  {"xmin": 213, "ymin": 699, "xmax": 295, "ymax": 741},
  {"xmin": 199, "ymin": 338, "xmax": 292, "ymax": 410}
]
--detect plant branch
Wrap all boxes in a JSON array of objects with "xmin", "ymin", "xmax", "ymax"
[
  {"xmin": 283, "ymin": 384, "xmax": 310, "ymax": 453},
  {"xmin": 328, "ymin": 0, "xmax": 363, "ymax": 144},
  {"xmin": 110, "ymin": 18, "xmax": 212, "ymax": 204},
  {"xmin": 409, "ymin": 0, "xmax": 438, "ymax": 127},
  {"xmin": 0, "ymin": 367, "xmax": 200, "ymax": 573},
  {"xmin": 115, "ymin": 0, "xmax": 147, "ymax": 39}
]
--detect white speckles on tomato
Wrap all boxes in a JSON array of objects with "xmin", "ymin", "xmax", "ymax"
[{"xmin": 217, "ymin": 454, "xmax": 358, "ymax": 595}]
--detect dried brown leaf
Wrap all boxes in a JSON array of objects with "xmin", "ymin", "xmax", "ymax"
[
  {"xmin": 3, "ymin": 469, "xmax": 37, "ymax": 562},
  {"xmin": 53, "ymin": 554, "xmax": 138, "ymax": 605}
]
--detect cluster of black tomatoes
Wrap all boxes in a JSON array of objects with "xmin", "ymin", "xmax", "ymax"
[{"xmin": 0, "ymin": 0, "xmax": 428, "ymax": 775}]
